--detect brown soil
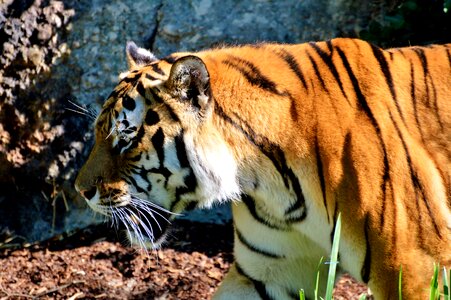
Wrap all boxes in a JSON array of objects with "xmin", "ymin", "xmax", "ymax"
[{"xmin": 0, "ymin": 221, "xmax": 371, "ymax": 299}]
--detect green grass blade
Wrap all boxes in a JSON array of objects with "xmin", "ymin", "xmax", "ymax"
[
  {"xmin": 315, "ymin": 257, "xmax": 325, "ymax": 300},
  {"xmin": 443, "ymin": 267, "xmax": 450, "ymax": 300},
  {"xmin": 325, "ymin": 213, "xmax": 341, "ymax": 300},
  {"xmin": 430, "ymin": 263, "xmax": 440, "ymax": 300},
  {"xmin": 299, "ymin": 289, "xmax": 306, "ymax": 300},
  {"xmin": 398, "ymin": 265, "xmax": 403, "ymax": 300},
  {"xmin": 359, "ymin": 294, "xmax": 367, "ymax": 300}
]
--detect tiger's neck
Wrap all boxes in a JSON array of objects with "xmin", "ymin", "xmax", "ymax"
[{"xmin": 183, "ymin": 120, "xmax": 241, "ymax": 207}]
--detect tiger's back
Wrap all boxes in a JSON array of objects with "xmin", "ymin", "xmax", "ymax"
[{"xmin": 75, "ymin": 38, "xmax": 451, "ymax": 299}]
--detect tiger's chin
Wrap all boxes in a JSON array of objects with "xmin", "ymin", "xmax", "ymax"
[
  {"xmin": 123, "ymin": 211, "xmax": 170, "ymax": 249},
  {"xmin": 126, "ymin": 228, "xmax": 168, "ymax": 251},
  {"xmin": 85, "ymin": 195, "xmax": 173, "ymax": 251}
]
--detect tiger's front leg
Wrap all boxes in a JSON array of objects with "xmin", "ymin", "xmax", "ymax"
[
  {"xmin": 213, "ymin": 264, "xmax": 264, "ymax": 299},
  {"xmin": 214, "ymin": 201, "xmax": 331, "ymax": 300}
]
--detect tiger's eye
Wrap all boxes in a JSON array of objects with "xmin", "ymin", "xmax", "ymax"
[{"xmin": 123, "ymin": 95, "xmax": 136, "ymax": 111}]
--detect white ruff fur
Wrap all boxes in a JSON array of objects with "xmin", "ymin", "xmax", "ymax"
[{"xmin": 184, "ymin": 130, "xmax": 241, "ymax": 207}]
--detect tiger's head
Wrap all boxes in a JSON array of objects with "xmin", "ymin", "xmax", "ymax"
[{"xmin": 75, "ymin": 42, "xmax": 240, "ymax": 248}]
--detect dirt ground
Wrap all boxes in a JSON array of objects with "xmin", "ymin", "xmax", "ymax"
[{"xmin": 0, "ymin": 220, "xmax": 371, "ymax": 299}]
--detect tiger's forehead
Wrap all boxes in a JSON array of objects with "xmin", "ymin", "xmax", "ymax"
[{"xmin": 95, "ymin": 53, "xmax": 194, "ymax": 135}]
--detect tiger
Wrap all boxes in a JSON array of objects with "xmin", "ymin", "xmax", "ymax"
[{"xmin": 75, "ymin": 38, "xmax": 451, "ymax": 299}]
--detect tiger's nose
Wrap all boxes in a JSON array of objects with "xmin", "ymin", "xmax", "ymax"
[{"xmin": 79, "ymin": 187, "xmax": 97, "ymax": 200}]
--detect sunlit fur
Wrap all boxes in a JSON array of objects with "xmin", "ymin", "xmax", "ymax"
[{"xmin": 76, "ymin": 38, "xmax": 451, "ymax": 300}]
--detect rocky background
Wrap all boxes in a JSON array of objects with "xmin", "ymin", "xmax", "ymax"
[{"xmin": 0, "ymin": 0, "xmax": 449, "ymax": 243}]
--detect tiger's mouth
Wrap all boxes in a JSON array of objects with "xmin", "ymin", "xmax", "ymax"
[
  {"xmin": 112, "ymin": 200, "xmax": 171, "ymax": 249},
  {"xmin": 87, "ymin": 193, "xmax": 173, "ymax": 249}
]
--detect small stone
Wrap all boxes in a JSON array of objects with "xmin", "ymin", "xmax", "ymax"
[
  {"xmin": 27, "ymin": 46, "xmax": 44, "ymax": 67},
  {"xmin": 3, "ymin": 42, "xmax": 14, "ymax": 53},
  {"xmin": 37, "ymin": 23, "xmax": 53, "ymax": 41}
]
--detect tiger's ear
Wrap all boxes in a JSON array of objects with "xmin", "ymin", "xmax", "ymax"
[
  {"xmin": 166, "ymin": 56, "xmax": 211, "ymax": 110},
  {"xmin": 126, "ymin": 41, "xmax": 157, "ymax": 69}
]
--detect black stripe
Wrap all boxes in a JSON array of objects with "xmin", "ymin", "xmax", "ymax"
[
  {"xmin": 388, "ymin": 111, "xmax": 442, "ymax": 238},
  {"xmin": 112, "ymin": 140, "xmax": 130, "ymax": 156},
  {"xmin": 215, "ymin": 103, "xmax": 307, "ymax": 222},
  {"xmin": 276, "ymin": 48, "xmax": 308, "ymax": 90},
  {"xmin": 330, "ymin": 199, "xmax": 339, "ymax": 246},
  {"xmin": 314, "ymin": 132, "xmax": 329, "ymax": 223},
  {"xmin": 126, "ymin": 126, "xmax": 138, "ymax": 134},
  {"xmin": 446, "ymin": 47, "xmax": 451, "ymax": 69},
  {"xmin": 136, "ymin": 82, "xmax": 148, "ymax": 104},
  {"xmin": 235, "ymin": 263, "xmax": 273, "ymax": 300},
  {"xmin": 151, "ymin": 63, "xmax": 165, "ymax": 76},
  {"xmin": 109, "ymin": 82, "xmax": 132, "ymax": 102},
  {"xmin": 306, "ymin": 52, "xmax": 328, "ymax": 93},
  {"xmin": 174, "ymin": 131, "xmax": 190, "ymax": 168},
  {"xmin": 370, "ymin": 44, "xmax": 406, "ymax": 125},
  {"xmin": 336, "ymin": 47, "xmax": 391, "ymax": 228},
  {"xmin": 241, "ymin": 194, "xmax": 284, "ymax": 230},
  {"xmin": 414, "ymin": 48, "xmax": 431, "ymax": 107},
  {"xmin": 121, "ymin": 173, "xmax": 132, "ymax": 186},
  {"xmin": 389, "ymin": 51, "xmax": 394, "ymax": 60},
  {"xmin": 172, "ymin": 171, "xmax": 197, "ymax": 211},
  {"xmin": 106, "ymin": 90, "xmax": 119, "ymax": 102},
  {"xmin": 129, "ymin": 165, "xmax": 151, "ymax": 192},
  {"xmin": 222, "ymin": 56, "xmax": 282, "ymax": 95},
  {"xmin": 215, "ymin": 105, "xmax": 306, "ymax": 222},
  {"xmin": 326, "ymin": 40, "xmax": 334, "ymax": 52},
  {"xmin": 361, "ymin": 215, "xmax": 371, "ymax": 283},
  {"xmin": 414, "ymin": 48, "xmax": 429, "ymax": 81},
  {"xmin": 129, "ymin": 154, "xmax": 141, "ymax": 162},
  {"xmin": 162, "ymin": 55, "xmax": 178, "ymax": 64},
  {"xmin": 150, "ymin": 128, "xmax": 172, "ymax": 186},
  {"xmin": 120, "ymin": 72, "xmax": 140, "ymax": 84},
  {"xmin": 228, "ymin": 111, "xmax": 303, "ymax": 197},
  {"xmin": 129, "ymin": 125, "xmax": 145, "ymax": 150},
  {"xmin": 145, "ymin": 73, "xmax": 159, "ymax": 81},
  {"xmin": 309, "ymin": 42, "xmax": 350, "ymax": 105},
  {"xmin": 223, "ymin": 55, "xmax": 298, "ymax": 121},
  {"xmin": 148, "ymin": 87, "xmax": 164, "ymax": 104},
  {"xmin": 171, "ymin": 131, "xmax": 198, "ymax": 211},
  {"xmin": 126, "ymin": 173, "xmax": 147, "ymax": 195},
  {"xmin": 409, "ymin": 61, "xmax": 426, "ymax": 145},
  {"xmin": 235, "ymin": 229, "xmax": 284, "ymax": 258},
  {"xmin": 396, "ymin": 48, "xmax": 406, "ymax": 58},
  {"xmin": 150, "ymin": 128, "xmax": 164, "ymax": 156},
  {"xmin": 413, "ymin": 48, "xmax": 443, "ymax": 130},
  {"xmin": 163, "ymin": 103, "xmax": 180, "ymax": 122}
]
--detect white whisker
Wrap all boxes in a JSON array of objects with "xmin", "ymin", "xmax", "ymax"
[
  {"xmin": 66, "ymin": 100, "xmax": 98, "ymax": 120},
  {"xmin": 68, "ymin": 99, "xmax": 90, "ymax": 113},
  {"xmin": 132, "ymin": 200, "xmax": 172, "ymax": 225},
  {"xmin": 129, "ymin": 201, "xmax": 163, "ymax": 232},
  {"xmin": 118, "ymin": 206, "xmax": 151, "ymax": 253},
  {"xmin": 128, "ymin": 194, "xmax": 181, "ymax": 217},
  {"xmin": 65, "ymin": 107, "xmax": 90, "ymax": 116},
  {"xmin": 105, "ymin": 125, "xmax": 116, "ymax": 140},
  {"xmin": 114, "ymin": 207, "xmax": 134, "ymax": 244},
  {"xmin": 124, "ymin": 207, "xmax": 157, "ymax": 251},
  {"xmin": 125, "ymin": 206, "xmax": 155, "ymax": 238}
]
